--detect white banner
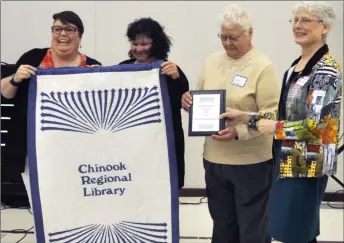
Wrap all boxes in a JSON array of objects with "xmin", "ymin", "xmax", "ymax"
[{"xmin": 27, "ymin": 62, "xmax": 179, "ymax": 243}]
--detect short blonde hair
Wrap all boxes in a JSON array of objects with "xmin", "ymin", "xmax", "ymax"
[{"xmin": 219, "ymin": 4, "xmax": 252, "ymax": 33}]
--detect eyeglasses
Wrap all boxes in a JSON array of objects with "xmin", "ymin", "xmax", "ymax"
[
  {"xmin": 217, "ymin": 31, "xmax": 244, "ymax": 42},
  {"xmin": 289, "ymin": 18, "xmax": 323, "ymax": 25},
  {"xmin": 131, "ymin": 42, "xmax": 152, "ymax": 47},
  {"xmin": 51, "ymin": 26, "xmax": 78, "ymax": 35}
]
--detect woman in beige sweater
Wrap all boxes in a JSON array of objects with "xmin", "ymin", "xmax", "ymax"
[{"xmin": 182, "ymin": 4, "xmax": 281, "ymax": 243}]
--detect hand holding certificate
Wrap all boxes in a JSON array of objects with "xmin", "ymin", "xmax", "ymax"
[{"xmin": 188, "ymin": 90, "xmax": 226, "ymax": 136}]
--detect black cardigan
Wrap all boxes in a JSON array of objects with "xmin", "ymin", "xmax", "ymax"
[
  {"xmin": 3, "ymin": 48, "xmax": 101, "ymax": 173},
  {"xmin": 119, "ymin": 59, "xmax": 190, "ymax": 189}
]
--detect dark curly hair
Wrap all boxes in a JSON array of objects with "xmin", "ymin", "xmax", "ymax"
[{"xmin": 126, "ymin": 17, "xmax": 172, "ymax": 60}]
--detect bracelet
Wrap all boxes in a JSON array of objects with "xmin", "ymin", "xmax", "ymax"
[
  {"xmin": 248, "ymin": 113, "xmax": 260, "ymax": 129},
  {"xmin": 9, "ymin": 76, "xmax": 20, "ymax": 87}
]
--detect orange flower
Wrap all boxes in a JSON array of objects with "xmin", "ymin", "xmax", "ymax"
[
  {"xmin": 322, "ymin": 119, "xmax": 339, "ymax": 144},
  {"xmin": 275, "ymin": 121, "xmax": 286, "ymax": 139}
]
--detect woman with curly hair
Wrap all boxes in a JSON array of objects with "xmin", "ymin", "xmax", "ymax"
[{"xmin": 119, "ymin": 17, "xmax": 190, "ymax": 190}]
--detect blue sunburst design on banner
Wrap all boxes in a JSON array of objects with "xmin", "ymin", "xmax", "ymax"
[
  {"xmin": 40, "ymin": 86, "xmax": 161, "ymax": 134},
  {"xmin": 48, "ymin": 221, "xmax": 168, "ymax": 243}
]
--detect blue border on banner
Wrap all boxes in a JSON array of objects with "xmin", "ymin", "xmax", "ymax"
[{"xmin": 27, "ymin": 61, "xmax": 179, "ymax": 243}]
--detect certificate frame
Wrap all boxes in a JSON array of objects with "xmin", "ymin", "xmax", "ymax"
[{"xmin": 188, "ymin": 89, "xmax": 226, "ymax": 137}]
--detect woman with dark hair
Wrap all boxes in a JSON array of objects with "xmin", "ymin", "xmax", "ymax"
[
  {"xmin": 119, "ymin": 17, "xmax": 190, "ymax": 190},
  {"xmin": 0, "ymin": 10, "xmax": 101, "ymax": 207}
]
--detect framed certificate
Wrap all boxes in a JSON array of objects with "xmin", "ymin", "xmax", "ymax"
[{"xmin": 188, "ymin": 90, "xmax": 226, "ymax": 136}]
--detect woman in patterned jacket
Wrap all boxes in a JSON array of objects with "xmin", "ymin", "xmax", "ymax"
[{"xmin": 219, "ymin": 2, "xmax": 342, "ymax": 242}]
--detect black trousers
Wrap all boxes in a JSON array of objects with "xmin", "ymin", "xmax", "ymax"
[{"xmin": 203, "ymin": 158, "xmax": 273, "ymax": 243}]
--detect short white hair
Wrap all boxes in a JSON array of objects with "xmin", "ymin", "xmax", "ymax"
[
  {"xmin": 219, "ymin": 4, "xmax": 252, "ymax": 32},
  {"xmin": 292, "ymin": 1, "xmax": 336, "ymax": 40}
]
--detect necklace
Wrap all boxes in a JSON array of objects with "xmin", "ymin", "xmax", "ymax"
[
  {"xmin": 217, "ymin": 58, "xmax": 253, "ymax": 75},
  {"xmin": 217, "ymin": 48, "xmax": 254, "ymax": 74}
]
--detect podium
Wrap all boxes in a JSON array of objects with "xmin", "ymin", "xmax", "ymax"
[{"xmin": 1, "ymin": 63, "xmax": 29, "ymax": 207}]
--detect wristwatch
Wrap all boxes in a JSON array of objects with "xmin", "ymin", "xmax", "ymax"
[{"xmin": 9, "ymin": 76, "xmax": 20, "ymax": 87}]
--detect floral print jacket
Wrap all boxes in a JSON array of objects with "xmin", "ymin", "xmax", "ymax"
[{"xmin": 250, "ymin": 45, "xmax": 342, "ymax": 179}]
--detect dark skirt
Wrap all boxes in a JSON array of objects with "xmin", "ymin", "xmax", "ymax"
[{"xmin": 268, "ymin": 140, "xmax": 328, "ymax": 243}]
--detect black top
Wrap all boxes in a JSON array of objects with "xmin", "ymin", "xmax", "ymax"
[
  {"xmin": 2, "ymin": 48, "xmax": 101, "ymax": 173},
  {"xmin": 290, "ymin": 71, "xmax": 301, "ymax": 81},
  {"xmin": 119, "ymin": 59, "xmax": 190, "ymax": 189}
]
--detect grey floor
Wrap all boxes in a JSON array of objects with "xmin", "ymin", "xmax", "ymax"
[{"xmin": 1, "ymin": 198, "xmax": 343, "ymax": 243}]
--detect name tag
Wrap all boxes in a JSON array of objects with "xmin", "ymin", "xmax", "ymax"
[
  {"xmin": 296, "ymin": 76, "xmax": 310, "ymax": 87},
  {"xmin": 232, "ymin": 75, "xmax": 248, "ymax": 87}
]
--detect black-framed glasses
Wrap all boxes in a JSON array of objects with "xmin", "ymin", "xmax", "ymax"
[
  {"xmin": 51, "ymin": 26, "xmax": 78, "ymax": 35},
  {"xmin": 289, "ymin": 18, "xmax": 323, "ymax": 25},
  {"xmin": 130, "ymin": 42, "xmax": 153, "ymax": 47},
  {"xmin": 217, "ymin": 31, "xmax": 244, "ymax": 42}
]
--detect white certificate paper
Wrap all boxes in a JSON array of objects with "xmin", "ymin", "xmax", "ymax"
[{"xmin": 191, "ymin": 94, "xmax": 221, "ymax": 132}]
